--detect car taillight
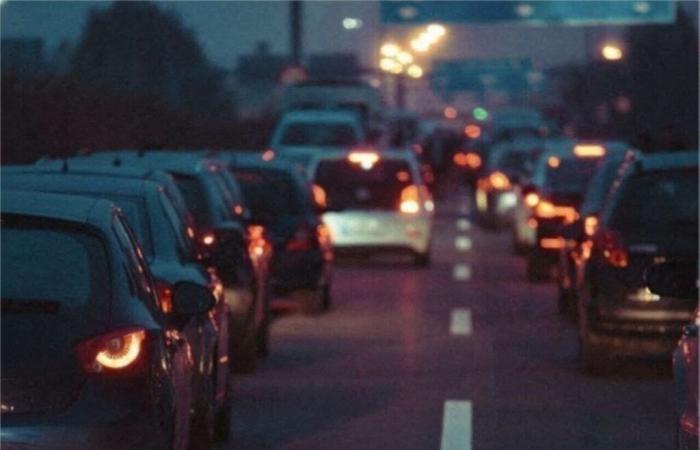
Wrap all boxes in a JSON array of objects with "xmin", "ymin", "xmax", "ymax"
[
  {"xmin": 286, "ymin": 227, "xmax": 314, "ymax": 251},
  {"xmin": 584, "ymin": 215, "xmax": 599, "ymax": 237},
  {"xmin": 200, "ymin": 231, "xmax": 216, "ymax": 247},
  {"xmin": 535, "ymin": 200, "xmax": 577, "ymax": 224},
  {"xmin": 248, "ymin": 224, "xmax": 267, "ymax": 258},
  {"xmin": 488, "ymin": 171, "xmax": 511, "ymax": 190},
  {"xmin": 596, "ymin": 229, "xmax": 628, "ymax": 268},
  {"xmin": 400, "ymin": 185, "xmax": 421, "ymax": 214},
  {"xmin": 524, "ymin": 192, "xmax": 540, "ymax": 208},
  {"xmin": 155, "ymin": 280, "xmax": 173, "ymax": 314},
  {"xmin": 75, "ymin": 327, "xmax": 147, "ymax": 373},
  {"xmin": 312, "ymin": 184, "xmax": 327, "ymax": 209}
]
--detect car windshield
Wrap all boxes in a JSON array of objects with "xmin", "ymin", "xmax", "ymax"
[
  {"xmin": 610, "ymin": 169, "xmax": 698, "ymax": 234},
  {"xmin": 314, "ymin": 159, "xmax": 413, "ymax": 211},
  {"xmin": 233, "ymin": 168, "xmax": 302, "ymax": 223},
  {"xmin": 280, "ymin": 122, "xmax": 358, "ymax": 147},
  {"xmin": 544, "ymin": 158, "xmax": 600, "ymax": 193}
]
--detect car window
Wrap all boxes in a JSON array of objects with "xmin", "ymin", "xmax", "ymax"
[
  {"xmin": 280, "ymin": 122, "xmax": 359, "ymax": 147},
  {"xmin": 158, "ymin": 189, "xmax": 196, "ymax": 262},
  {"xmin": 174, "ymin": 174, "xmax": 216, "ymax": 228},
  {"xmin": 233, "ymin": 168, "xmax": 302, "ymax": 223},
  {"xmin": 314, "ymin": 159, "xmax": 413, "ymax": 211}
]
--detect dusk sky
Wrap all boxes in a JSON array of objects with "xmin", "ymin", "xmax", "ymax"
[{"xmin": 1, "ymin": 1, "xmax": 696, "ymax": 70}]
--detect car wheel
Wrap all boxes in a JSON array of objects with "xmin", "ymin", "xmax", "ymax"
[{"xmin": 413, "ymin": 250, "xmax": 431, "ymax": 268}]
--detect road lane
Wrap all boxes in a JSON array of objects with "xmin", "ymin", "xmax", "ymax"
[{"xmin": 222, "ymin": 190, "xmax": 675, "ymax": 450}]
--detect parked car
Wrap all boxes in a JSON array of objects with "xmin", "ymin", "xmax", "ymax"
[
  {"xmin": 308, "ymin": 150, "xmax": 434, "ymax": 266},
  {"xmin": 270, "ymin": 109, "xmax": 366, "ymax": 169},
  {"xmin": 1, "ymin": 189, "xmax": 215, "ymax": 449},
  {"xmin": 70, "ymin": 150, "xmax": 271, "ymax": 371},
  {"xmin": 555, "ymin": 148, "xmax": 639, "ymax": 317},
  {"xmin": 222, "ymin": 152, "xmax": 334, "ymax": 313},
  {"xmin": 576, "ymin": 151, "xmax": 699, "ymax": 373},
  {"xmin": 1, "ymin": 172, "xmax": 232, "ymax": 446},
  {"xmin": 645, "ymin": 261, "xmax": 699, "ymax": 450}
]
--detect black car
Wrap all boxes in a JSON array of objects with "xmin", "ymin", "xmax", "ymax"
[
  {"xmin": 1, "ymin": 189, "xmax": 214, "ymax": 450},
  {"xmin": 555, "ymin": 149, "xmax": 639, "ymax": 317},
  {"xmin": 222, "ymin": 152, "xmax": 333, "ymax": 313},
  {"xmin": 73, "ymin": 150, "xmax": 269, "ymax": 371},
  {"xmin": 577, "ymin": 151, "xmax": 699, "ymax": 372},
  {"xmin": 1, "ymin": 172, "xmax": 232, "ymax": 446}
]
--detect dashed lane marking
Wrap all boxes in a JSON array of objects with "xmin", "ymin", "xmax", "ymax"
[
  {"xmin": 450, "ymin": 308, "xmax": 472, "ymax": 335},
  {"xmin": 440, "ymin": 401, "xmax": 473, "ymax": 450},
  {"xmin": 455, "ymin": 236, "xmax": 472, "ymax": 252},
  {"xmin": 456, "ymin": 219, "xmax": 471, "ymax": 231},
  {"xmin": 453, "ymin": 264, "xmax": 472, "ymax": 281}
]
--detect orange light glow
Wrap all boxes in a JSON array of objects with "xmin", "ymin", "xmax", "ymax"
[
  {"xmin": 400, "ymin": 185, "xmax": 421, "ymax": 214},
  {"xmin": 443, "ymin": 106, "xmax": 458, "ymax": 120},
  {"xmin": 186, "ymin": 226, "xmax": 196, "ymax": 239},
  {"xmin": 540, "ymin": 237, "xmax": 566, "ymax": 249},
  {"xmin": 548, "ymin": 156, "xmax": 560, "ymax": 168},
  {"xmin": 584, "ymin": 215, "xmax": 599, "ymax": 237},
  {"xmin": 527, "ymin": 218, "xmax": 538, "ymax": 229},
  {"xmin": 453, "ymin": 152, "xmax": 468, "ymax": 167},
  {"xmin": 234, "ymin": 205, "xmax": 244, "ymax": 215},
  {"xmin": 465, "ymin": 152, "xmax": 482, "ymax": 169},
  {"xmin": 489, "ymin": 171, "xmax": 511, "ymax": 190},
  {"xmin": 96, "ymin": 330, "xmax": 145, "ymax": 369},
  {"xmin": 574, "ymin": 144, "xmax": 606, "ymax": 158},
  {"xmin": 202, "ymin": 233, "xmax": 216, "ymax": 246},
  {"xmin": 604, "ymin": 248, "xmax": 628, "ymax": 268},
  {"xmin": 261, "ymin": 149, "xmax": 275, "ymax": 161},
  {"xmin": 247, "ymin": 225, "xmax": 268, "ymax": 261},
  {"xmin": 396, "ymin": 170, "xmax": 411, "ymax": 182},
  {"xmin": 524, "ymin": 192, "xmax": 540, "ymax": 208},
  {"xmin": 348, "ymin": 151, "xmax": 380, "ymax": 170},
  {"xmin": 535, "ymin": 200, "xmax": 578, "ymax": 224},
  {"xmin": 312, "ymin": 184, "xmax": 327, "ymax": 208},
  {"xmin": 155, "ymin": 281, "xmax": 173, "ymax": 314},
  {"xmin": 464, "ymin": 124, "xmax": 482, "ymax": 139},
  {"xmin": 412, "ymin": 144, "xmax": 424, "ymax": 155}
]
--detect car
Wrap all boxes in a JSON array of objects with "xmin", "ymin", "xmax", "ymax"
[
  {"xmin": 1, "ymin": 172, "xmax": 232, "ymax": 447},
  {"xmin": 221, "ymin": 152, "xmax": 334, "ymax": 314},
  {"xmin": 269, "ymin": 109, "xmax": 366, "ymax": 168},
  {"xmin": 515, "ymin": 141, "xmax": 622, "ymax": 281},
  {"xmin": 475, "ymin": 136, "xmax": 545, "ymax": 229},
  {"xmin": 555, "ymin": 148, "xmax": 639, "ymax": 317},
  {"xmin": 1, "ymin": 189, "xmax": 215, "ymax": 450},
  {"xmin": 576, "ymin": 151, "xmax": 699, "ymax": 373},
  {"xmin": 308, "ymin": 149, "xmax": 434, "ymax": 266},
  {"xmin": 645, "ymin": 261, "xmax": 699, "ymax": 450},
  {"xmin": 71, "ymin": 150, "xmax": 270, "ymax": 372}
]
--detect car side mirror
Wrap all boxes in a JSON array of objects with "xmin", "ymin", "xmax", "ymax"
[
  {"xmin": 644, "ymin": 261, "xmax": 698, "ymax": 300},
  {"xmin": 172, "ymin": 282, "xmax": 215, "ymax": 316}
]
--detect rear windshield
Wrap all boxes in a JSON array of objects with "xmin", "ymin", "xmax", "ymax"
[
  {"xmin": 280, "ymin": 122, "xmax": 359, "ymax": 147},
  {"xmin": 609, "ymin": 169, "xmax": 698, "ymax": 234},
  {"xmin": 1, "ymin": 221, "xmax": 108, "ymax": 307},
  {"xmin": 545, "ymin": 158, "xmax": 600, "ymax": 193},
  {"xmin": 174, "ymin": 174, "xmax": 233, "ymax": 228},
  {"xmin": 314, "ymin": 159, "xmax": 413, "ymax": 211},
  {"xmin": 233, "ymin": 169, "xmax": 303, "ymax": 223}
]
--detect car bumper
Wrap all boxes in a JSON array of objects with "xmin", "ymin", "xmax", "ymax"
[
  {"xmin": 272, "ymin": 249, "xmax": 330, "ymax": 295},
  {"xmin": 322, "ymin": 211, "xmax": 432, "ymax": 254}
]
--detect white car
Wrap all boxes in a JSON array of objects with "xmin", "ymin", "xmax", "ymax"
[
  {"xmin": 307, "ymin": 150, "xmax": 434, "ymax": 266},
  {"xmin": 270, "ymin": 110, "xmax": 366, "ymax": 169}
]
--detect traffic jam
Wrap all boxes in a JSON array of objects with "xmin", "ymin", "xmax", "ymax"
[{"xmin": 1, "ymin": 1, "xmax": 698, "ymax": 450}]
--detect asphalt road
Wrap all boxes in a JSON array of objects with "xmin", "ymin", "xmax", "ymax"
[{"xmin": 220, "ymin": 187, "xmax": 675, "ymax": 450}]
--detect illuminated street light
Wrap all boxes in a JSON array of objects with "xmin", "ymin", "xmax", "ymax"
[
  {"xmin": 380, "ymin": 58, "xmax": 398, "ymax": 73},
  {"xmin": 601, "ymin": 44, "xmax": 623, "ymax": 61},
  {"xmin": 380, "ymin": 43, "xmax": 400, "ymax": 58},
  {"xmin": 342, "ymin": 17, "xmax": 363, "ymax": 30},
  {"xmin": 411, "ymin": 38, "xmax": 430, "ymax": 52},
  {"xmin": 426, "ymin": 24, "xmax": 447, "ymax": 37},
  {"xmin": 397, "ymin": 51, "xmax": 414, "ymax": 65},
  {"xmin": 407, "ymin": 64, "xmax": 423, "ymax": 79}
]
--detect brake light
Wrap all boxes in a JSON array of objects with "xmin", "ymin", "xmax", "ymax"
[
  {"xmin": 348, "ymin": 151, "xmax": 379, "ymax": 170},
  {"xmin": 596, "ymin": 229, "xmax": 628, "ymax": 268},
  {"xmin": 524, "ymin": 192, "xmax": 540, "ymax": 208},
  {"xmin": 584, "ymin": 215, "xmax": 599, "ymax": 237},
  {"xmin": 400, "ymin": 185, "xmax": 421, "ymax": 214},
  {"xmin": 76, "ymin": 327, "xmax": 147, "ymax": 372},
  {"xmin": 535, "ymin": 200, "xmax": 577, "ymax": 224},
  {"xmin": 548, "ymin": 156, "xmax": 560, "ymax": 168},
  {"xmin": 574, "ymin": 144, "xmax": 606, "ymax": 158},
  {"xmin": 489, "ymin": 171, "xmax": 511, "ymax": 190},
  {"xmin": 201, "ymin": 232, "xmax": 216, "ymax": 246},
  {"xmin": 312, "ymin": 184, "xmax": 327, "ymax": 208},
  {"xmin": 247, "ymin": 225, "xmax": 267, "ymax": 257},
  {"xmin": 453, "ymin": 152, "xmax": 481, "ymax": 169},
  {"xmin": 286, "ymin": 227, "xmax": 314, "ymax": 251},
  {"xmin": 155, "ymin": 280, "xmax": 173, "ymax": 314},
  {"xmin": 261, "ymin": 149, "xmax": 275, "ymax": 161},
  {"xmin": 540, "ymin": 237, "xmax": 566, "ymax": 249}
]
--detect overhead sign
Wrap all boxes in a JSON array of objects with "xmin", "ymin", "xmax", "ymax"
[
  {"xmin": 431, "ymin": 58, "xmax": 544, "ymax": 94},
  {"xmin": 380, "ymin": 1, "xmax": 676, "ymax": 26}
]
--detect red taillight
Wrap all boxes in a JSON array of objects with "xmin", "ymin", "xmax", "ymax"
[
  {"xmin": 400, "ymin": 185, "xmax": 421, "ymax": 214},
  {"xmin": 584, "ymin": 215, "xmax": 599, "ymax": 237},
  {"xmin": 286, "ymin": 227, "xmax": 314, "ymax": 251},
  {"xmin": 596, "ymin": 229, "xmax": 628, "ymax": 268},
  {"xmin": 247, "ymin": 224, "xmax": 267, "ymax": 258},
  {"xmin": 488, "ymin": 171, "xmax": 511, "ymax": 190},
  {"xmin": 75, "ymin": 327, "xmax": 147, "ymax": 373},
  {"xmin": 201, "ymin": 232, "xmax": 216, "ymax": 247},
  {"xmin": 155, "ymin": 280, "xmax": 173, "ymax": 314},
  {"xmin": 524, "ymin": 192, "xmax": 540, "ymax": 208}
]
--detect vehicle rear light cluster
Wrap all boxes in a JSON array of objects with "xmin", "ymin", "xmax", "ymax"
[
  {"xmin": 400, "ymin": 185, "xmax": 421, "ymax": 214},
  {"xmin": 584, "ymin": 215, "xmax": 599, "ymax": 237},
  {"xmin": 312, "ymin": 184, "xmax": 327, "ymax": 209},
  {"xmin": 488, "ymin": 171, "xmax": 511, "ymax": 190},
  {"xmin": 317, "ymin": 223, "xmax": 334, "ymax": 261},
  {"xmin": 155, "ymin": 280, "xmax": 173, "ymax": 314},
  {"xmin": 453, "ymin": 152, "xmax": 482, "ymax": 169},
  {"xmin": 76, "ymin": 327, "xmax": 147, "ymax": 373},
  {"xmin": 247, "ymin": 225, "xmax": 267, "ymax": 258},
  {"xmin": 596, "ymin": 229, "xmax": 628, "ymax": 268},
  {"xmin": 524, "ymin": 192, "xmax": 540, "ymax": 208},
  {"xmin": 534, "ymin": 200, "xmax": 577, "ymax": 224},
  {"xmin": 200, "ymin": 231, "xmax": 216, "ymax": 247},
  {"xmin": 286, "ymin": 226, "xmax": 315, "ymax": 251}
]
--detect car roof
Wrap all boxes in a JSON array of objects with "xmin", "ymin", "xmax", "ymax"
[
  {"xmin": 69, "ymin": 150, "xmax": 225, "ymax": 175},
  {"xmin": 2, "ymin": 172, "xmax": 157, "ymax": 198},
  {"xmin": 1, "ymin": 189, "xmax": 116, "ymax": 227},
  {"xmin": 279, "ymin": 109, "xmax": 361, "ymax": 123},
  {"xmin": 20, "ymin": 158, "xmax": 176, "ymax": 183},
  {"xmin": 636, "ymin": 150, "xmax": 698, "ymax": 172}
]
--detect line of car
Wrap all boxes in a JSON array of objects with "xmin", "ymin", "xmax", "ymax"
[{"xmin": 454, "ymin": 125, "xmax": 698, "ymax": 449}]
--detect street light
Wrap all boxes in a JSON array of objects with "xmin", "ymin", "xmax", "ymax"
[
  {"xmin": 380, "ymin": 43, "xmax": 400, "ymax": 58},
  {"xmin": 407, "ymin": 64, "xmax": 423, "ymax": 79},
  {"xmin": 397, "ymin": 51, "xmax": 414, "ymax": 65},
  {"xmin": 601, "ymin": 44, "xmax": 623, "ymax": 61},
  {"xmin": 426, "ymin": 24, "xmax": 446, "ymax": 37}
]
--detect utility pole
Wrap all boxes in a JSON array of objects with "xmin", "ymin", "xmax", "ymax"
[{"xmin": 290, "ymin": 1, "xmax": 302, "ymax": 66}]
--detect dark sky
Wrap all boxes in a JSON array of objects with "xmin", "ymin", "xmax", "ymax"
[{"xmin": 1, "ymin": 1, "xmax": 696, "ymax": 70}]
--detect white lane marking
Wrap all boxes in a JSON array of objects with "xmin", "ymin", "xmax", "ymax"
[
  {"xmin": 456, "ymin": 219, "xmax": 471, "ymax": 231},
  {"xmin": 440, "ymin": 400, "xmax": 473, "ymax": 450},
  {"xmin": 455, "ymin": 236, "xmax": 472, "ymax": 252},
  {"xmin": 453, "ymin": 264, "xmax": 472, "ymax": 281},
  {"xmin": 450, "ymin": 308, "xmax": 472, "ymax": 335}
]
